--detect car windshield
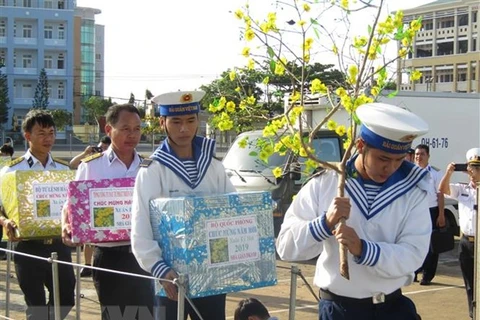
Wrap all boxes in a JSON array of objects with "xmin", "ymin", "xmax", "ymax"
[{"xmin": 222, "ymin": 134, "xmax": 287, "ymax": 174}]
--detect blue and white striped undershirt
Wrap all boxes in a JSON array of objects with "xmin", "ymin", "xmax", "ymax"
[
  {"xmin": 183, "ymin": 159, "xmax": 198, "ymax": 184},
  {"xmin": 364, "ymin": 182, "xmax": 382, "ymax": 208}
]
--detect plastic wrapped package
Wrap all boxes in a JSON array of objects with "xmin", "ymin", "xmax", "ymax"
[
  {"xmin": 150, "ymin": 191, "xmax": 277, "ymax": 298},
  {"xmin": 0, "ymin": 170, "xmax": 75, "ymax": 240},
  {"xmin": 67, "ymin": 177, "xmax": 135, "ymax": 243}
]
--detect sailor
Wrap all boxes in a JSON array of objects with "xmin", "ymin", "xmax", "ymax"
[
  {"xmin": 0, "ymin": 109, "xmax": 75, "ymax": 320},
  {"xmin": 131, "ymin": 90, "xmax": 236, "ymax": 320},
  {"xmin": 439, "ymin": 147, "xmax": 480, "ymax": 319},
  {"xmin": 276, "ymin": 103, "xmax": 430, "ymax": 320}
]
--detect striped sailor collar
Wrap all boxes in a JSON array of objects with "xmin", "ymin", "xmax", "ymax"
[
  {"xmin": 24, "ymin": 150, "xmax": 57, "ymax": 168},
  {"xmin": 151, "ymin": 136, "xmax": 215, "ymax": 189},
  {"xmin": 345, "ymin": 155, "xmax": 428, "ymax": 220},
  {"xmin": 104, "ymin": 147, "xmax": 142, "ymax": 167}
]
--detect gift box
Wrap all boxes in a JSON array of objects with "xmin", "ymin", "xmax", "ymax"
[
  {"xmin": 1, "ymin": 170, "xmax": 75, "ymax": 240},
  {"xmin": 67, "ymin": 177, "xmax": 135, "ymax": 243},
  {"xmin": 150, "ymin": 191, "xmax": 277, "ymax": 298}
]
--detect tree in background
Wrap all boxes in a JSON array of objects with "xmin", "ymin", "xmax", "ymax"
[
  {"xmin": 207, "ymin": 0, "xmax": 423, "ymax": 278},
  {"xmin": 0, "ymin": 62, "xmax": 9, "ymax": 129},
  {"xmin": 128, "ymin": 93, "xmax": 136, "ymax": 104},
  {"xmin": 32, "ymin": 68, "xmax": 49, "ymax": 109},
  {"xmin": 50, "ymin": 109, "xmax": 72, "ymax": 131},
  {"xmin": 83, "ymin": 96, "xmax": 113, "ymax": 124}
]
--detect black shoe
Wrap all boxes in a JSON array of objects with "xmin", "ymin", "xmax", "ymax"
[
  {"xmin": 413, "ymin": 274, "xmax": 419, "ymax": 282},
  {"xmin": 80, "ymin": 265, "xmax": 92, "ymax": 277},
  {"xmin": 420, "ymin": 279, "xmax": 431, "ymax": 286}
]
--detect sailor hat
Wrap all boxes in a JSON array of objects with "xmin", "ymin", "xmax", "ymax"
[
  {"xmin": 356, "ymin": 103, "xmax": 429, "ymax": 154},
  {"xmin": 153, "ymin": 91, "xmax": 205, "ymax": 116},
  {"xmin": 466, "ymin": 148, "xmax": 480, "ymax": 166}
]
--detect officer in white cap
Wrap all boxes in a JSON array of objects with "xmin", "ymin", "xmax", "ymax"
[
  {"xmin": 131, "ymin": 91, "xmax": 236, "ymax": 320},
  {"xmin": 277, "ymin": 103, "xmax": 430, "ymax": 319},
  {"xmin": 439, "ymin": 147, "xmax": 480, "ymax": 319}
]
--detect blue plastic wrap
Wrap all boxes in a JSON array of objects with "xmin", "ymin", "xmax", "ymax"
[{"xmin": 149, "ymin": 191, "xmax": 277, "ymax": 298}]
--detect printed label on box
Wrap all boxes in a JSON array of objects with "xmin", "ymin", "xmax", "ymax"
[
  {"xmin": 89, "ymin": 187, "xmax": 134, "ymax": 230},
  {"xmin": 32, "ymin": 182, "xmax": 69, "ymax": 220},
  {"xmin": 206, "ymin": 215, "xmax": 260, "ymax": 266}
]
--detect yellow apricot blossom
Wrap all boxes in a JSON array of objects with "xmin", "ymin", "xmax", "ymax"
[
  {"xmin": 298, "ymin": 20, "xmax": 306, "ymax": 27},
  {"xmin": 234, "ymin": 9, "xmax": 244, "ymax": 20},
  {"xmin": 272, "ymin": 167, "xmax": 283, "ymax": 178},
  {"xmin": 229, "ymin": 70, "xmax": 236, "ymax": 81},
  {"xmin": 335, "ymin": 125, "xmax": 346, "ymax": 136},
  {"xmin": 226, "ymin": 101, "xmax": 236, "ymax": 113},
  {"xmin": 303, "ymin": 3, "xmax": 311, "ymax": 12},
  {"xmin": 245, "ymin": 28, "xmax": 255, "ymax": 41},
  {"xmin": 247, "ymin": 58, "xmax": 255, "ymax": 70},
  {"xmin": 410, "ymin": 70, "xmax": 422, "ymax": 81},
  {"xmin": 262, "ymin": 76, "xmax": 270, "ymax": 84},
  {"xmin": 246, "ymin": 95, "xmax": 256, "ymax": 105},
  {"xmin": 310, "ymin": 78, "xmax": 327, "ymax": 93},
  {"xmin": 242, "ymin": 47, "xmax": 250, "ymax": 57},
  {"xmin": 327, "ymin": 119, "xmax": 337, "ymax": 131},
  {"xmin": 238, "ymin": 137, "xmax": 248, "ymax": 148}
]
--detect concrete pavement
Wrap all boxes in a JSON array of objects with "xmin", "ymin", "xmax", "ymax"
[{"xmin": 0, "ymin": 241, "xmax": 471, "ymax": 320}]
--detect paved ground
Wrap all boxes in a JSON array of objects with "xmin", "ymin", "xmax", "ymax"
[{"xmin": 0, "ymin": 239, "xmax": 471, "ymax": 320}]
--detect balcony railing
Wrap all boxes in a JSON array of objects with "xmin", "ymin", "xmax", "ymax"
[
  {"xmin": 13, "ymin": 37, "xmax": 37, "ymax": 45},
  {"xmin": 13, "ymin": 67, "xmax": 37, "ymax": 75},
  {"xmin": 44, "ymin": 39, "xmax": 67, "ymax": 47},
  {"xmin": 45, "ymin": 68, "xmax": 66, "ymax": 76}
]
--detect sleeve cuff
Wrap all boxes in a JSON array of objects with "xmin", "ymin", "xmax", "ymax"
[
  {"xmin": 308, "ymin": 214, "xmax": 333, "ymax": 242},
  {"xmin": 151, "ymin": 260, "xmax": 171, "ymax": 279},
  {"xmin": 354, "ymin": 239, "xmax": 380, "ymax": 266}
]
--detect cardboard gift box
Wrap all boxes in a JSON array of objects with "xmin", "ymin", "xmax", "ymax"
[
  {"xmin": 1, "ymin": 170, "xmax": 75, "ymax": 240},
  {"xmin": 150, "ymin": 191, "xmax": 277, "ymax": 298},
  {"xmin": 67, "ymin": 177, "xmax": 135, "ymax": 243}
]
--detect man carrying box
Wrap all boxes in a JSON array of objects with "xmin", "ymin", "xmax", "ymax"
[
  {"xmin": 0, "ymin": 109, "xmax": 75, "ymax": 320},
  {"xmin": 62, "ymin": 104, "xmax": 154, "ymax": 320},
  {"xmin": 131, "ymin": 90, "xmax": 236, "ymax": 320}
]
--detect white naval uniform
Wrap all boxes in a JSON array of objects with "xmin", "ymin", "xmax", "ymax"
[
  {"xmin": 425, "ymin": 165, "xmax": 442, "ymax": 208},
  {"xmin": 276, "ymin": 167, "xmax": 431, "ymax": 299},
  {"xmin": 74, "ymin": 147, "xmax": 142, "ymax": 247},
  {"xmin": 448, "ymin": 182, "xmax": 477, "ymax": 237},
  {"xmin": 0, "ymin": 150, "xmax": 69, "ymax": 194},
  {"xmin": 131, "ymin": 158, "xmax": 235, "ymax": 279}
]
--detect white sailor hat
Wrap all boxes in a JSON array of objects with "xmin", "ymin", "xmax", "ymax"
[
  {"xmin": 466, "ymin": 148, "xmax": 480, "ymax": 166},
  {"xmin": 152, "ymin": 91, "xmax": 205, "ymax": 116},
  {"xmin": 356, "ymin": 103, "xmax": 429, "ymax": 154}
]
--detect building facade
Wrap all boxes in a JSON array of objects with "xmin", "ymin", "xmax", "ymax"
[
  {"xmin": 0, "ymin": 0, "xmax": 76, "ymax": 130},
  {"xmin": 397, "ymin": 0, "xmax": 479, "ymax": 93},
  {"xmin": 73, "ymin": 6, "xmax": 102, "ymax": 124}
]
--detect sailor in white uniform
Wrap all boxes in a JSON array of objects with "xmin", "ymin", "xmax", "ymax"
[
  {"xmin": 276, "ymin": 103, "xmax": 431, "ymax": 320},
  {"xmin": 131, "ymin": 90, "xmax": 235, "ymax": 320},
  {"xmin": 439, "ymin": 147, "xmax": 480, "ymax": 319}
]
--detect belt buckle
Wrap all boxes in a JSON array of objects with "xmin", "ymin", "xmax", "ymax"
[
  {"xmin": 372, "ymin": 292, "xmax": 385, "ymax": 304},
  {"xmin": 43, "ymin": 239, "xmax": 53, "ymax": 245}
]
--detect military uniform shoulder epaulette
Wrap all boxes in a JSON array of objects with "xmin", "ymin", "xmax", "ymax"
[
  {"xmin": 53, "ymin": 158, "xmax": 69, "ymax": 167},
  {"xmin": 140, "ymin": 158, "xmax": 153, "ymax": 168},
  {"xmin": 7, "ymin": 156, "xmax": 25, "ymax": 167},
  {"xmin": 81, "ymin": 152, "xmax": 103, "ymax": 163}
]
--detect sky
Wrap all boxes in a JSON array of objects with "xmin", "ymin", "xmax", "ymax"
[{"xmin": 76, "ymin": 0, "xmax": 436, "ymax": 103}]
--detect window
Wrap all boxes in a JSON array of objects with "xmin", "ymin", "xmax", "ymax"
[
  {"xmin": 458, "ymin": 14, "xmax": 468, "ymax": 26},
  {"xmin": 0, "ymin": 0, "xmax": 5, "ymax": 5},
  {"xmin": 95, "ymin": 90, "xmax": 101, "ymax": 96},
  {"xmin": 0, "ymin": 50, "xmax": 5, "ymax": 65},
  {"xmin": 58, "ymin": 82, "xmax": 64, "ymax": 99},
  {"xmin": 58, "ymin": 24, "xmax": 65, "ymax": 39},
  {"xmin": 13, "ymin": 53, "xmax": 16, "ymax": 67},
  {"xmin": 458, "ymin": 72, "xmax": 467, "ymax": 82},
  {"xmin": 13, "ymin": 23, "xmax": 16, "ymax": 37},
  {"xmin": 23, "ymin": 0, "xmax": 31, "ymax": 7},
  {"xmin": 58, "ymin": 0, "xmax": 64, "ymax": 9},
  {"xmin": 44, "ymin": 0, "xmax": 52, "ymax": 8},
  {"xmin": 95, "ymin": 53, "xmax": 101, "ymax": 60},
  {"xmin": 47, "ymin": 85, "xmax": 52, "ymax": 98},
  {"xmin": 22, "ymin": 54, "xmax": 32, "ymax": 68},
  {"xmin": 44, "ymin": 25, "xmax": 53, "ymax": 39},
  {"xmin": 23, "ymin": 24, "xmax": 32, "ymax": 38},
  {"xmin": 44, "ymin": 55, "xmax": 53, "ymax": 69},
  {"xmin": 0, "ymin": 21, "xmax": 6, "ymax": 37},
  {"xmin": 22, "ymin": 84, "xmax": 32, "ymax": 97},
  {"xmin": 57, "ymin": 53, "xmax": 64, "ymax": 69}
]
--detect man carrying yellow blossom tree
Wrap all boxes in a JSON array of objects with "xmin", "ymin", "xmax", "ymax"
[{"xmin": 207, "ymin": 0, "xmax": 428, "ymax": 319}]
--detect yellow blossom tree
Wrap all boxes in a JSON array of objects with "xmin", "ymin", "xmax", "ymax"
[{"xmin": 209, "ymin": 0, "xmax": 423, "ymax": 279}]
